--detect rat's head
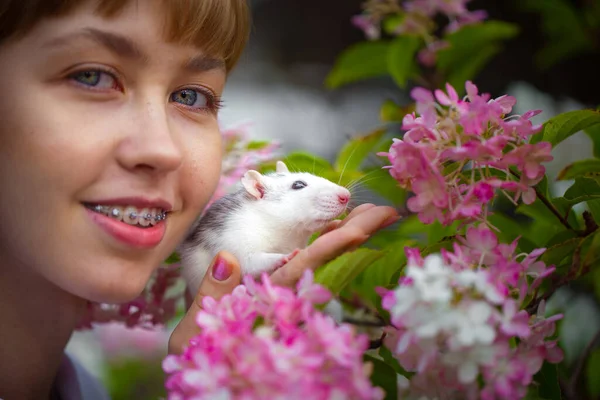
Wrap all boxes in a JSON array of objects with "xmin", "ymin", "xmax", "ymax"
[{"xmin": 241, "ymin": 161, "xmax": 351, "ymax": 231}]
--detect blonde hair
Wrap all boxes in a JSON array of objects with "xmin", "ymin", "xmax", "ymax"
[{"xmin": 0, "ymin": 0, "xmax": 251, "ymax": 72}]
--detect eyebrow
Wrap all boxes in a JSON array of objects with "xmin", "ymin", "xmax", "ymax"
[{"xmin": 43, "ymin": 28, "xmax": 226, "ymax": 73}]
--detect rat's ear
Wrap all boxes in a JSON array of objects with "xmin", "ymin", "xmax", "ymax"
[
  {"xmin": 276, "ymin": 160, "xmax": 290, "ymax": 174},
  {"xmin": 241, "ymin": 170, "xmax": 265, "ymax": 199}
]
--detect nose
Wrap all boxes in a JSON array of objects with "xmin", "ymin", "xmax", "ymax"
[
  {"xmin": 338, "ymin": 191, "xmax": 350, "ymax": 205},
  {"xmin": 116, "ymin": 100, "xmax": 183, "ymax": 174}
]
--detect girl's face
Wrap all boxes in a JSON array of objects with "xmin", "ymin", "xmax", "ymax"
[{"xmin": 0, "ymin": 1, "xmax": 225, "ymax": 303}]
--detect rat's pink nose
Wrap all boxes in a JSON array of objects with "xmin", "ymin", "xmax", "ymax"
[{"xmin": 338, "ymin": 193, "xmax": 350, "ymax": 204}]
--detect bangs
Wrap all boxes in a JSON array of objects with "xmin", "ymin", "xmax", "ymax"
[{"xmin": 0, "ymin": 0, "xmax": 251, "ymax": 72}]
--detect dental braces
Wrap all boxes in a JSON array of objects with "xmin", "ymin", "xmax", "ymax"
[{"xmin": 92, "ymin": 205, "xmax": 167, "ymax": 222}]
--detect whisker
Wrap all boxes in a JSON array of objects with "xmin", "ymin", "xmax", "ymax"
[{"xmin": 338, "ymin": 137, "xmax": 361, "ymax": 186}]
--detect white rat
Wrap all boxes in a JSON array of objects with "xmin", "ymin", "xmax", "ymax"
[{"xmin": 178, "ymin": 160, "xmax": 351, "ymax": 294}]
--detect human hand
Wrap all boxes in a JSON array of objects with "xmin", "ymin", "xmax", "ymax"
[
  {"xmin": 168, "ymin": 251, "xmax": 242, "ymax": 355},
  {"xmin": 167, "ymin": 203, "xmax": 399, "ymax": 354},
  {"xmin": 269, "ymin": 203, "xmax": 399, "ymax": 288}
]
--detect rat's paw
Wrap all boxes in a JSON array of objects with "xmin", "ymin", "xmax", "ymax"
[{"xmin": 273, "ymin": 248, "xmax": 301, "ymax": 270}]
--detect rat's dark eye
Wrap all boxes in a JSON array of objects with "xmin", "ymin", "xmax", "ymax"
[{"xmin": 291, "ymin": 180, "xmax": 307, "ymax": 190}]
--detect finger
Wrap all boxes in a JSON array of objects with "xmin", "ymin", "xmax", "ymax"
[
  {"xmin": 320, "ymin": 219, "xmax": 341, "ymax": 235},
  {"xmin": 270, "ymin": 205, "xmax": 398, "ymax": 288},
  {"xmin": 341, "ymin": 203, "xmax": 377, "ymax": 225},
  {"xmin": 319, "ymin": 204, "xmax": 377, "ymax": 235},
  {"xmin": 168, "ymin": 251, "xmax": 242, "ymax": 355},
  {"xmin": 343, "ymin": 205, "xmax": 400, "ymax": 230}
]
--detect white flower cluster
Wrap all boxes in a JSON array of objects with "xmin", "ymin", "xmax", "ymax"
[{"xmin": 386, "ymin": 254, "xmax": 506, "ymax": 384}]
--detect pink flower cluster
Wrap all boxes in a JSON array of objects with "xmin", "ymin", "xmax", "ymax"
[
  {"xmin": 381, "ymin": 225, "xmax": 563, "ymax": 400},
  {"xmin": 379, "ymin": 81, "xmax": 553, "ymax": 226},
  {"xmin": 352, "ymin": 0, "xmax": 487, "ymax": 65},
  {"xmin": 77, "ymin": 263, "xmax": 182, "ymax": 330},
  {"xmin": 163, "ymin": 271, "xmax": 384, "ymax": 400}
]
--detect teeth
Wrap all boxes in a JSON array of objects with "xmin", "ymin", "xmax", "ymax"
[
  {"xmin": 123, "ymin": 206, "xmax": 139, "ymax": 225},
  {"xmin": 139, "ymin": 208, "xmax": 151, "ymax": 227},
  {"xmin": 110, "ymin": 207, "xmax": 123, "ymax": 219},
  {"xmin": 88, "ymin": 204, "xmax": 167, "ymax": 226}
]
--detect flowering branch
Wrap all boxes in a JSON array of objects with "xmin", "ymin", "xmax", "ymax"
[
  {"xmin": 374, "ymin": 80, "xmax": 565, "ymax": 398},
  {"xmin": 163, "ymin": 271, "xmax": 385, "ymax": 399}
]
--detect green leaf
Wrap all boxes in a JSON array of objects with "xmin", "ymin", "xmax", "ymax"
[
  {"xmin": 560, "ymin": 177, "xmax": 600, "ymax": 223},
  {"xmin": 564, "ymin": 177, "xmax": 600, "ymax": 198},
  {"xmin": 446, "ymin": 44, "xmax": 502, "ymax": 91},
  {"xmin": 536, "ymin": 173, "xmax": 551, "ymax": 199},
  {"xmin": 557, "ymin": 159, "xmax": 600, "ymax": 181},
  {"xmin": 530, "ymin": 109, "xmax": 600, "ymax": 147},
  {"xmin": 535, "ymin": 38, "xmax": 591, "ymax": 71},
  {"xmin": 106, "ymin": 357, "xmax": 166, "ymax": 399},
  {"xmin": 379, "ymin": 345, "xmax": 412, "ymax": 377},
  {"xmin": 281, "ymin": 151, "xmax": 334, "ymax": 176},
  {"xmin": 436, "ymin": 21, "xmax": 519, "ymax": 90},
  {"xmin": 488, "ymin": 213, "xmax": 527, "ymax": 243},
  {"xmin": 542, "ymin": 236, "xmax": 582, "ymax": 268},
  {"xmin": 586, "ymin": 345, "xmax": 600, "ymax": 398},
  {"xmin": 334, "ymin": 129, "xmax": 387, "ymax": 172},
  {"xmin": 523, "ymin": 387, "xmax": 546, "ymax": 400},
  {"xmin": 420, "ymin": 238, "xmax": 455, "ymax": 257},
  {"xmin": 427, "ymin": 220, "xmax": 459, "ymax": 244},
  {"xmin": 314, "ymin": 248, "xmax": 384, "ymax": 295},
  {"xmin": 534, "ymin": 362, "xmax": 562, "ymax": 400},
  {"xmin": 326, "ymin": 41, "xmax": 391, "ymax": 89},
  {"xmin": 382, "ymin": 14, "xmax": 404, "ymax": 36},
  {"xmin": 363, "ymin": 354, "xmax": 398, "ymax": 400},
  {"xmin": 437, "ymin": 21, "xmax": 519, "ymax": 69},
  {"xmin": 386, "ymin": 35, "xmax": 421, "ymax": 88},
  {"xmin": 520, "ymin": 0, "xmax": 592, "ymax": 70},
  {"xmin": 164, "ymin": 252, "xmax": 180, "ymax": 264},
  {"xmin": 380, "ymin": 99, "xmax": 414, "ymax": 123},
  {"xmin": 554, "ymin": 195, "xmax": 600, "ymax": 213},
  {"xmin": 245, "ymin": 140, "xmax": 271, "ymax": 150},
  {"xmin": 583, "ymin": 230, "xmax": 600, "ymax": 268},
  {"xmin": 588, "ymin": 199, "xmax": 600, "ymax": 224},
  {"xmin": 516, "ymin": 199, "xmax": 568, "ymax": 246},
  {"xmin": 347, "ymin": 243, "xmax": 409, "ymax": 309},
  {"xmin": 546, "ymin": 229, "xmax": 580, "ymax": 247},
  {"xmin": 585, "ymin": 122, "xmax": 600, "ymax": 158}
]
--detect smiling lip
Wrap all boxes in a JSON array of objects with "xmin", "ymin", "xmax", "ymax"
[{"xmin": 85, "ymin": 207, "xmax": 167, "ymax": 249}]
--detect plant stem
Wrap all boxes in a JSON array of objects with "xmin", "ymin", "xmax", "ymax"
[
  {"xmin": 534, "ymin": 186, "xmax": 575, "ymax": 232},
  {"xmin": 343, "ymin": 316, "xmax": 387, "ymax": 327},
  {"xmin": 566, "ymin": 329, "xmax": 600, "ymax": 399},
  {"xmin": 368, "ymin": 337, "xmax": 384, "ymax": 350},
  {"xmin": 507, "ymin": 168, "xmax": 576, "ymax": 232}
]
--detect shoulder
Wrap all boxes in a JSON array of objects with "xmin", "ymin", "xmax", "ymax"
[{"xmin": 54, "ymin": 352, "xmax": 111, "ymax": 400}]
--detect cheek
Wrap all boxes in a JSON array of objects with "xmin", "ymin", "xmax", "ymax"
[
  {"xmin": 0, "ymin": 82, "xmax": 113, "ymax": 197},
  {"xmin": 180, "ymin": 128, "xmax": 223, "ymax": 214}
]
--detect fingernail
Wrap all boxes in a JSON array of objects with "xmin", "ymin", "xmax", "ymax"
[
  {"xmin": 382, "ymin": 215, "xmax": 401, "ymax": 228},
  {"xmin": 212, "ymin": 256, "xmax": 231, "ymax": 281}
]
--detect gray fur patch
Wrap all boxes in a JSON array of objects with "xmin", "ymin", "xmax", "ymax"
[{"xmin": 183, "ymin": 189, "xmax": 254, "ymax": 248}]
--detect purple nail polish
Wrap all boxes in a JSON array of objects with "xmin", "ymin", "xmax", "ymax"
[{"xmin": 212, "ymin": 257, "xmax": 231, "ymax": 281}]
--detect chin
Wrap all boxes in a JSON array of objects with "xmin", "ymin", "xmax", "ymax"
[{"xmin": 69, "ymin": 259, "xmax": 159, "ymax": 304}]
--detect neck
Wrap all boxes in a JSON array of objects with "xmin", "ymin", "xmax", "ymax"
[{"xmin": 0, "ymin": 260, "xmax": 87, "ymax": 400}]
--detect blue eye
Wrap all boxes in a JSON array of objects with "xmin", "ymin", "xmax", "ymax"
[
  {"xmin": 170, "ymin": 89, "xmax": 209, "ymax": 108},
  {"xmin": 70, "ymin": 70, "xmax": 118, "ymax": 90}
]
